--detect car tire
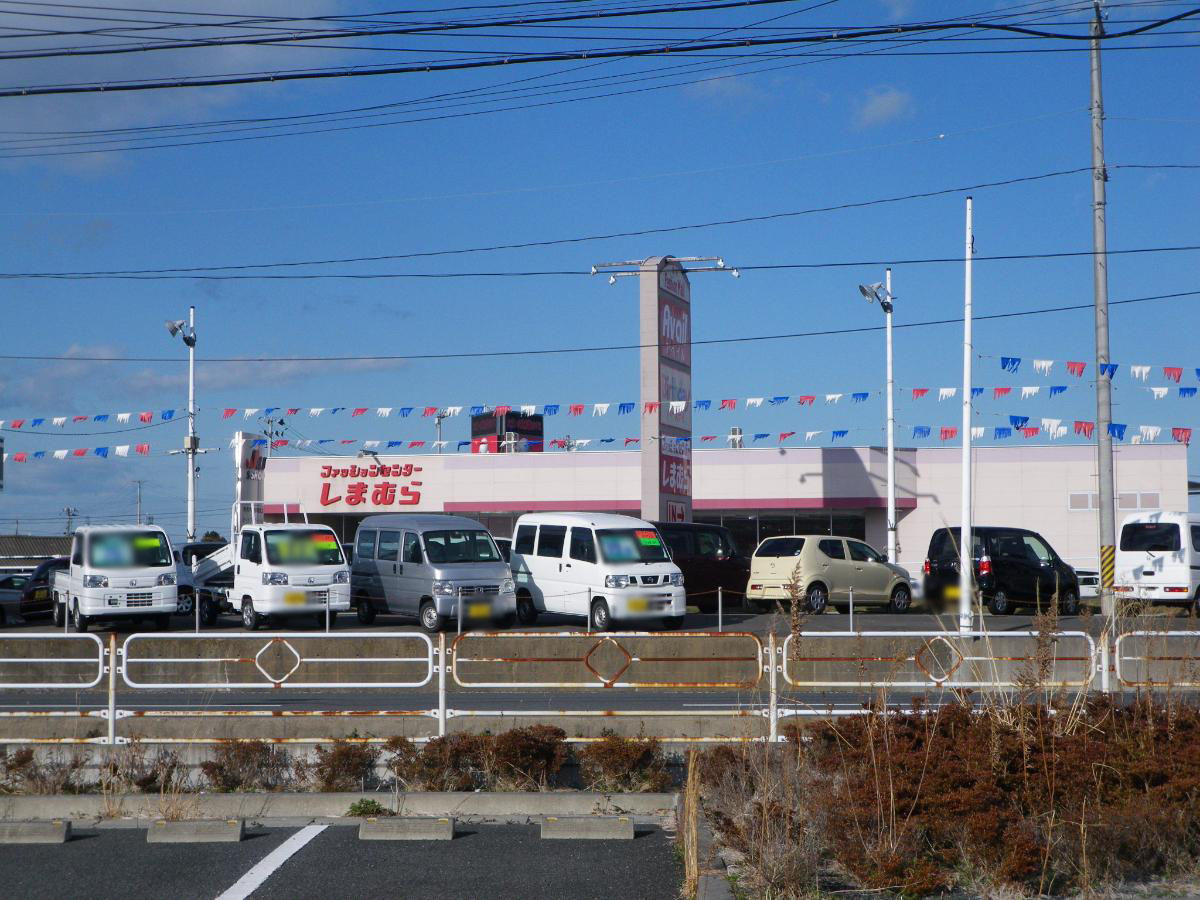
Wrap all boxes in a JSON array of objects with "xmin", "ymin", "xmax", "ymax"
[
  {"xmin": 805, "ymin": 584, "xmax": 828, "ymax": 614},
  {"xmin": 71, "ymin": 600, "xmax": 89, "ymax": 634},
  {"xmin": 516, "ymin": 593, "xmax": 538, "ymax": 626},
  {"xmin": 176, "ymin": 591, "xmax": 193, "ymax": 616},
  {"xmin": 590, "ymin": 598, "xmax": 612, "ymax": 632},
  {"xmin": 1059, "ymin": 590, "xmax": 1080, "ymax": 617},
  {"xmin": 242, "ymin": 600, "xmax": 261, "ymax": 631},
  {"xmin": 356, "ymin": 601, "xmax": 377, "ymax": 625},
  {"xmin": 661, "ymin": 615, "xmax": 684, "ymax": 631},
  {"xmin": 987, "ymin": 590, "xmax": 1013, "ymax": 615},
  {"xmin": 199, "ymin": 596, "xmax": 219, "ymax": 628},
  {"xmin": 52, "ymin": 596, "xmax": 64, "ymax": 628},
  {"xmin": 420, "ymin": 601, "xmax": 445, "ymax": 634},
  {"xmin": 889, "ymin": 585, "xmax": 913, "ymax": 614}
]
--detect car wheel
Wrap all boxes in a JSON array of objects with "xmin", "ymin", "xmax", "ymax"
[
  {"xmin": 176, "ymin": 592, "xmax": 193, "ymax": 616},
  {"xmin": 590, "ymin": 599, "xmax": 612, "ymax": 632},
  {"xmin": 356, "ymin": 601, "xmax": 377, "ymax": 625},
  {"xmin": 1059, "ymin": 590, "xmax": 1080, "ymax": 617},
  {"xmin": 52, "ymin": 597, "xmax": 64, "ymax": 628},
  {"xmin": 987, "ymin": 590, "xmax": 1012, "ymax": 615},
  {"xmin": 71, "ymin": 601, "xmax": 89, "ymax": 634},
  {"xmin": 242, "ymin": 600, "xmax": 261, "ymax": 631},
  {"xmin": 805, "ymin": 584, "xmax": 828, "ymax": 614},
  {"xmin": 420, "ymin": 601, "xmax": 444, "ymax": 634},
  {"xmin": 889, "ymin": 585, "xmax": 913, "ymax": 614},
  {"xmin": 199, "ymin": 596, "xmax": 219, "ymax": 628},
  {"xmin": 516, "ymin": 593, "xmax": 538, "ymax": 626}
]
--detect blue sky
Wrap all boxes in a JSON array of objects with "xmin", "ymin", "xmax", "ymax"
[{"xmin": 0, "ymin": 0, "xmax": 1196, "ymax": 540}]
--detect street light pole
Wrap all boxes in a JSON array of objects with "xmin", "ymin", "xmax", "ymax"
[
  {"xmin": 959, "ymin": 197, "xmax": 975, "ymax": 635},
  {"xmin": 186, "ymin": 306, "xmax": 196, "ymax": 542},
  {"xmin": 857, "ymin": 274, "xmax": 897, "ymax": 563}
]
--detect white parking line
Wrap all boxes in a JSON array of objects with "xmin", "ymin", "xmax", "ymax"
[{"xmin": 215, "ymin": 824, "xmax": 326, "ymax": 900}]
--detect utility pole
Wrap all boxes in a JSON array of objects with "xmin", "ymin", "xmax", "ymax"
[
  {"xmin": 63, "ymin": 506, "xmax": 78, "ymax": 534},
  {"xmin": 435, "ymin": 409, "xmax": 449, "ymax": 454},
  {"xmin": 1090, "ymin": 1, "xmax": 1116, "ymax": 618},
  {"xmin": 885, "ymin": 267, "xmax": 896, "ymax": 566},
  {"xmin": 260, "ymin": 415, "xmax": 287, "ymax": 458},
  {"xmin": 959, "ymin": 197, "xmax": 974, "ymax": 635},
  {"xmin": 133, "ymin": 480, "xmax": 144, "ymax": 525}
]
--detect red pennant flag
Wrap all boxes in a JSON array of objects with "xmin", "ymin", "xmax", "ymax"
[
  {"xmin": 701, "ymin": 435, "xmax": 716, "ymax": 442},
  {"xmin": 10, "ymin": 419, "xmax": 24, "ymax": 429},
  {"xmin": 1173, "ymin": 427, "xmax": 1192, "ymax": 446},
  {"xmin": 494, "ymin": 405, "xmax": 511, "ymax": 416},
  {"xmin": 1065, "ymin": 361, "xmax": 1086, "ymax": 377},
  {"xmin": 796, "ymin": 396, "xmax": 815, "ymax": 406},
  {"xmin": 340, "ymin": 439, "xmax": 355, "ymax": 444},
  {"xmin": 408, "ymin": 440, "xmax": 426, "ymax": 448},
  {"xmin": 13, "ymin": 452, "xmax": 27, "ymax": 462},
  {"xmin": 135, "ymin": 443, "xmax": 150, "ymax": 456},
  {"xmin": 624, "ymin": 438, "xmax": 640, "ymax": 446},
  {"xmin": 1164, "ymin": 366, "xmax": 1183, "ymax": 383},
  {"xmin": 287, "ymin": 408, "xmax": 300, "ymax": 416},
  {"xmin": 351, "ymin": 408, "xmax": 368, "ymax": 417},
  {"xmin": 73, "ymin": 448, "xmax": 88, "ymax": 457},
  {"xmin": 911, "ymin": 388, "xmax": 929, "ymax": 400},
  {"xmin": 719, "ymin": 399, "xmax": 737, "ymax": 410},
  {"xmin": 643, "ymin": 402, "xmax": 660, "ymax": 415},
  {"xmin": 1021, "ymin": 426, "xmax": 1040, "ymax": 439},
  {"xmin": 568, "ymin": 404, "xmax": 584, "ymax": 416},
  {"xmin": 139, "ymin": 411, "xmax": 153, "ymax": 423},
  {"xmin": 271, "ymin": 440, "xmax": 288, "ymax": 449},
  {"xmin": 993, "ymin": 387, "xmax": 1011, "ymax": 399},
  {"xmin": 423, "ymin": 407, "xmax": 439, "ymax": 417},
  {"xmin": 939, "ymin": 426, "xmax": 958, "ymax": 441},
  {"xmin": 1074, "ymin": 420, "xmax": 1095, "ymax": 438},
  {"xmin": 72, "ymin": 416, "xmax": 88, "ymax": 423},
  {"xmin": 222, "ymin": 409, "xmax": 237, "ymax": 419},
  {"xmin": 549, "ymin": 439, "xmax": 566, "ymax": 449},
  {"xmin": 779, "ymin": 431, "xmax": 796, "ymax": 442}
]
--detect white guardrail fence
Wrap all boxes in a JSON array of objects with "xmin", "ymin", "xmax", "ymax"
[{"xmin": 0, "ymin": 629, "xmax": 1195, "ymax": 746}]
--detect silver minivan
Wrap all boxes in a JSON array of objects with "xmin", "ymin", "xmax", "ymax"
[{"xmin": 350, "ymin": 514, "xmax": 516, "ymax": 632}]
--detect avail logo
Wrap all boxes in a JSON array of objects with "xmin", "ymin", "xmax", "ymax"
[{"xmin": 243, "ymin": 447, "xmax": 267, "ymax": 480}]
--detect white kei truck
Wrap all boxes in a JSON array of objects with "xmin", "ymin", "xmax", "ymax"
[
  {"xmin": 52, "ymin": 525, "xmax": 179, "ymax": 632},
  {"xmin": 191, "ymin": 505, "xmax": 351, "ymax": 630}
]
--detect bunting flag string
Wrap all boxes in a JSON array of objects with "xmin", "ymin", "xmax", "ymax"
[{"xmin": 4, "ymin": 443, "xmax": 151, "ymax": 463}]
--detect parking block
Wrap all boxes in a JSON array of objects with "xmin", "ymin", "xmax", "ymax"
[
  {"xmin": 0, "ymin": 820, "xmax": 71, "ymax": 844},
  {"xmin": 358, "ymin": 817, "xmax": 455, "ymax": 841},
  {"xmin": 146, "ymin": 819, "xmax": 245, "ymax": 843},
  {"xmin": 540, "ymin": 816, "xmax": 634, "ymax": 840}
]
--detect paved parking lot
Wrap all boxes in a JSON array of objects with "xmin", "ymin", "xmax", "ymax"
[{"xmin": 0, "ymin": 824, "xmax": 680, "ymax": 900}]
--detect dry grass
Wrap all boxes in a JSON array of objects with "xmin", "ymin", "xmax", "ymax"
[{"xmin": 576, "ymin": 731, "xmax": 673, "ymax": 793}]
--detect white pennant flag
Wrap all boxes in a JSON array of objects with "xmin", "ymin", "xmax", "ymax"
[
  {"xmin": 592, "ymin": 403, "xmax": 610, "ymax": 417},
  {"xmin": 938, "ymin": 387, "xmax": 957, "ymax": 401},
  {"xmin": 116, "ymin": 413, "xmax": 130, "ymax": 424},
  {"xmin": 376, "ymin": 408, "xmax": 393, "ymax": 418},
  {"xmin": 1033, "ymin": 359, "xmax": 1054, "ymax": 376},
  {"xmin": 746, "ymin": 397, "xmax": 764, "ymax": 408},
  {"xmin": 53, "ymin": 417, "xmax": 67, "ymax": 428},
  {"xmin": 115, "ymin": 445, "xmax": 129, "ymax": 457},
  {"xmin": 228, "ymin": 437, "xmax": 238, "ymax": 448},
  {"xmin": 668, "ymin": 400, "xmax": 687, "ymax": 415},
  {"xmin": 825, "ymin": 393, "xmax": 842, "ymax": 405},
  {"xmin": 309, "ymin": 408, "xmax": 324, "ymax": 417},
  {"xmin": 501, "ymin": 437, "xmax": 517, "ymax": 447},
  {"xmin": 805, "ymin": 431, "xmax": 822, "ymax": 442},
  {"xmin": 444, "ymin": 406, "xmax": 461, "ymax": 417},
  {"xmin": 971, "ymin": 427, "xmax": 985, "ymax": 440},
  {"xmin": 1051, "ymin": 425, "xmax": 1068, "ymax": 440},
  {"xmin": 432, "ymin": 440, "xmax": 448, "ymax": 449},
  {"xmin": 1131, "ymin": 435, "xmax": 1143, "ymax": 444},
  {"xmin": 243, "ymin": 408, "xmax": 259, "ymax": 419},
  {"xmin": 521, "ymin": 405, "xmax": 536, "ymax": 416},
  {"xmin": 363, "ymin": 440, "xmax": 380, "ymax": 449},
  {"xmin": 297, "ymin": 440, "xmax": 311, "ymax": 448},
  {"xmin": 1151, "ymin": 387, "xmax": 1169, "ymax": 399},
  {"xmin": 53, "ymin": 449, "xmax": 68, "ymax": 460},
  {"xmin": 1041, "ymin": 418, "xmax": 1061, "ymax": 433},
  {"xmin": 1131, "ymin": 365, "xmax": 1150, "ymax": 381},
  {"xmin": 1021, "ymin": 386, "xmax": 1040, "ymax": 399},
  {"xmin": 574, "ymin": 439, "xmax": 592, "ymax": 447},
  {"xmin": 1139, "ymin": 425, "xmax": 1161, "ymax": 442}
]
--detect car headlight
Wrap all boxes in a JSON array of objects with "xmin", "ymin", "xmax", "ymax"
[
  {"xmin": 432, "ymin": 580, "xmax": 455, "ymax": 596},
  {"xmin": 668, "ymin": 573, "xmax": 685, "ymax": 587},
  {"xmin": 333, "ymin": 570, "xmax": 350, "ymax": 584},
  {"xmin": 604, "ymin": 575, "xmax": 632, "ymax": 589},
  {"xmin": 83, "ymin": 574, "xmax": 108, "ymax": 588},
  {"xmin": 501, "ymin": 578, "xmax": 514, "ymax": 593},
  {"xmin": 156, "ymin": 573, "xmax": 176, "ymax": 586},
  {"xmin": 262, "ymin": 572, "xmax": 289, "ymax": 586}
]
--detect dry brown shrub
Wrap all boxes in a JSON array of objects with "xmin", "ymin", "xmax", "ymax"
[
  {"xmin": 576, "ymin": 731, "xmax": 673, "ymax": 793},
  {"xmin": 385, "ymin": 727, "xmax": 569, "ymax": 792},
  {"xmin": 491, "ymin": 725, "xmax": 568, "ymax": 790},
  {"xmin": 0, "ymin": 747, "xmax": 90, "ymax": 795},
  {"xmin": 199, "ymin": 740, "xmax": 292, "ymax": 792},
  {"xmin": 298, "ymin": 739, "xmax": 381, "ymax": 792}
]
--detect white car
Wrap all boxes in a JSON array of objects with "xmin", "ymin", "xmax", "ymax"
[
  {"xmin": 233, "ymin": 524, "xmax": 351, "ymax": 630},
  {"xmin": 1114, "ymin": 511, "xmax": 1200, "ymax": 612},
  {"xmin": 53, "ymin": 526, "xmax": 178, "ymax": 632},
  {"xmin": 508, "ymin": 512, "xmax": 686, "ymax": 631}
]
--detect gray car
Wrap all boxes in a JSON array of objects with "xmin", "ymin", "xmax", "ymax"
[{"xmin": 350, "ymin": 514, "xmax": 516, "ymax": 632}]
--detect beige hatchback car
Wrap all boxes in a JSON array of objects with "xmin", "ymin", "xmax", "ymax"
[{"xmin": 745, "ymin": 535, "xmax": 913, "ymax": 614}]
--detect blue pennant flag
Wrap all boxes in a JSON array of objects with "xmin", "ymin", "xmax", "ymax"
[
  {"xmin": 1108, "ymin": 423, "xmax": 1127, "ymax": 440},
  {"xmin": 851, "ymin": 392, "xmax": 869, "ymax": 403},
  {"xmin": 753, "ymin": 433, "xmax": 769, "ymax": 442},
  {"xmin": 1196, "ymin": 368, "xmax": 1200, "ymax": 382},
  {"xmin": 399, "ymin": 407, "xmax": 413, "ymax": 418},
  {"xmin": 971, "ymin": 387, "xmax": 984, "ymax": 399},
  {"xmin": 1010, "ymin": 415, "xmax": 1029, "ymax": 429},
  {"xmin": 543, "ymin": 404, "xmax": 559, "ymax": 416},
  {"xmin": 1049, "ymin": 385, "xmax": 1068, "ymax": 397},
  {"xmin": 457, "ymin": 440, "xmax": 471, "ymax": 450},
  {"xmin": 618, "ymin": 402, "xmax": 635, "ymax": 415},
  {"xmin": 264, "ymin": 408, "xmax": 278, "ymax": 416},
  {"xmin": 470, "ymin": 406, "xmax": 484, "ymax": 417},
  {"xmin": 317, "ymin": 439, "xmax": 333, "ymax": 445},
  {"xmin": 527, "ymin": 440, "xmax": 543, "ymax": 448},
  {"xmin": 600, "ymin": 437, "xmax": 615, "ymax": 444},
  {"xmin": 831, "ymin": 430, "xmax": 848, "ymax": 441},
  {"xmin": 330, "ymin": 407, "xmax": 344, "ymax": 415},
  {"xmin": 912, "ymin": 425, "xmax": 931, "ymax": 439},
  {"xmin": 93, "ymin": 414, "xmax": 108, "ymax": 423},
  {"xmin": 1099, "ymin": 363, "xmax": 1118, "ymax": 378},
  {"xmin": 1181, "ymin": 387, "xmax": 1198, "ymax": 399},
  {"xmin": 93, "ymin": 447, "xmax": 108, "ymax": 458},
  {"xmin": 31, "ymin": 418, "xmax": 44, "ymax": 428},
  {"xmin": 994, "ymin": 427, "xmax": 1012, "ymax": 440},
  {"xmin": 252, "ymin": 439, "xmax": 268, "ymax": 446},
  {"xmin": 161, "ymin": 410, "xmax": 175, "ymax": 420},
  {"xmin": 1001, "ymin": 356, "xmax": 1021, "ymax": 373},
  {"xmin": 694, "ymin": 399, "xmax": 711, "ymax": 411},
  {"xmin": 770, "ymin": 396, "xmax": 789, "ymax": 406},
  {"xmin": 387, "ymin": 440, "xmax": 404, "ymax": 448},
  {"xmin": 32, "ymin": 450, "xmax": 45, "ymax": 459}
]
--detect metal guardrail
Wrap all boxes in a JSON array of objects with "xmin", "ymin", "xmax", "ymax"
[
  {"xmin": 450, "ymin": 631, "xmax": 763, "ymax": 689},
  {"xmin": 120, "ymin": 632, "xmax": 434, "ymax": 689},
  {"xmin": 0, "ymin": 634, "xmax": 105, "ymax": 689},
  {"xmin": 1113, "ymin": 630, "xmax": 1200, "ymax": 687},
  {"xmin": 780, "ymin": 630, "xmax": 1097, "ymax": 689}
]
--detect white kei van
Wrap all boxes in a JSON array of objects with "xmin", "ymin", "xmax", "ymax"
[
  {"xmin": 508, "ymin": 513, "xmax": 686, "ymax": 631},
  {"xmin": 1114, "ymin": 511, "xmax": 1200, "ymax": 611}
]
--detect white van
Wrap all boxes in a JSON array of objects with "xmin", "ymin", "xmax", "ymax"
[
  {"xmin": 233, "ymin": 523, "xmax": 351, "ymax": 630},
  {"xmin": 1114, "ymin": 511, "xmax": 1200, "ymax": 611},
  {"xmin": 508, "ymin": 513, "xmax": 686, "ymax": 631}
]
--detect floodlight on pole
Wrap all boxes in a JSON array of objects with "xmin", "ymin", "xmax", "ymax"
[
  {"xmin": 164, "ymin": 307, "xmax": 208, "ymax": 543},
  {"xmin": 856, "ymin": 273, "xmax": 897, "ymax": 565}
]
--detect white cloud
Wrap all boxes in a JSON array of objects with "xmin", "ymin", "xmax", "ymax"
[
  {"xmin": 854, "ymin": 86, "xmax": 914, "ymax": 130},
  {"xmin": 878, "ymin": 0, "xmax": 915, "ymax": 19}
]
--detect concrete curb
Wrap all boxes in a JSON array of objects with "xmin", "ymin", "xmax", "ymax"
[
  {"xmin": 0, "ymin": 791, "xmax": 677, "ymax": 826},
  {"xmin": 0, "ymin": 819, "xmax": 71, "ymax": 844},
  {"xmin": 540, "ymin": 815, "xmax": 634, "ymax": 840},
  {"xmin": 146, "ymin": 818, "xmax": 245, "ymax": 843},
  {"xmin": 359, "ymin": 817, "xmax": 454, "ymax": 841}
]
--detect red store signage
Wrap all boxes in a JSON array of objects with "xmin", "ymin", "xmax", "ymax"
[{"xmin": 317, "ymin": 463, "xmax": 424, "ymax": 508}]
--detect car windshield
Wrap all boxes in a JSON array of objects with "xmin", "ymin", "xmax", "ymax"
[
  {"xmin": 1120, "ymin": 523, "xmax": 1181, "ymax": 553},
  {"xmin": 423, "ymin": 530, "xmax": 500, "ymax": 564},
  {"xmin": 88, "ymin": 531, "xmax": 172, "ymax": 569},
  {"xmin": 264, "ymin": 530, "xmax": 345, "ymax": 566},
  {"xmin": 596, "ymin": 528, "xmax": 671, "ymax": 564}
]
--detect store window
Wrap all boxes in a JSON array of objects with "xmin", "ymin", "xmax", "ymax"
[{"xmin": 757, "ymin": 515, "xmax": 794, "ymax": 541}]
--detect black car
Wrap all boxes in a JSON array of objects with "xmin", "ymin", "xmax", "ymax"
[
  {"xmin": 922, "ymin": 526, "xmax": 1080, "ymax": 615},
  {"xmin": 18, "ymin": 556, "xmax": 69, "ymax": 619},
  {"xmin": 653, "ymin": 521, "xmax": 750, "ymax": 613}
]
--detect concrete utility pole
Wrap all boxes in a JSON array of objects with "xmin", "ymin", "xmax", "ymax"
[
  {"xmin": 959, "ymin": 197, "xmax": 974, "ymax": 635},
  {"xmin": 1090, "ymin": 1, "xmax": 1117, "ymax": 617},
  {"xmin": 63, "ymin": 506, "xmax": 78, "ymax": 534},
  {"xmin": 133, "ymin": 480, "xmax": 144, "ymax": 525}
]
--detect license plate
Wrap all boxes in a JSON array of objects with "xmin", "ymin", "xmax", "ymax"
[
  {"xmin": 284, "ymin": 592, "xmax": 307, "ymax": 606},
  {"xmin": 627, "ymin": 598, "xmax": 649, "ymax": 612},
  {"xmin": 467, "ymin": 602, "xmax": 491, "ymax": 618},
  {"xmin": 944, "ymin": 585, "xmax": 960, "ymax": 600},
  {"xmin": 34, "ymin": 588, "xmax": 47, "ymax": 600}
]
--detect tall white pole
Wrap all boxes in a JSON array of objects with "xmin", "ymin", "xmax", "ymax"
[
  {"xmin": 186, "ymin": 305, "xmax": 196, "ymax": 543},
  {"xmin": 884, "ymin": 267, "xmax": 897, "ymax": 564},
  {"xmin": 959, "ymin": 198, "xmax": 974, "ymax": 634}
]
